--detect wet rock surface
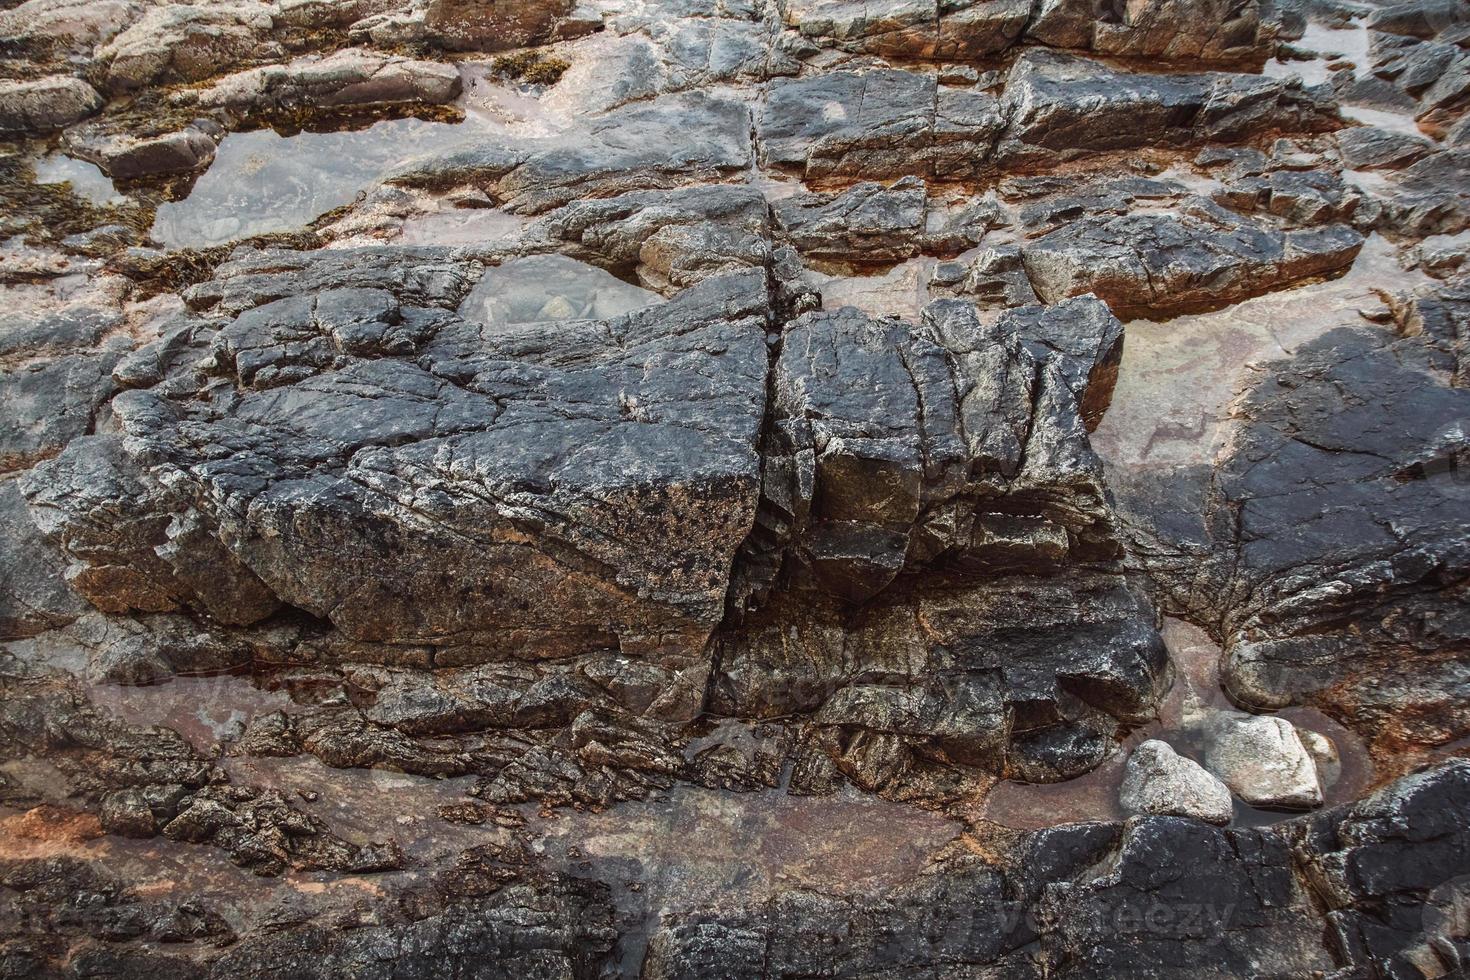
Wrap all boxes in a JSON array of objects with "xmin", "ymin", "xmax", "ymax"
[{"xmin": 1, "ymin": 0, "xmax": 1468, "ymax": 976}]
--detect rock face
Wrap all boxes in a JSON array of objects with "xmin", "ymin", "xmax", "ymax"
[
  {"xmin": 1119, "ymin": 739, "xmax": 1234, "ymax": 824},
  {"xmin": 1131, "ymin": 319, "xmax": 1470, "ymax": 755}
]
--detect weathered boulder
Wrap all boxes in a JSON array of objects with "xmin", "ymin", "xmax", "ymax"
[
  {"xmin": 0, "ymin": 75, "xmax": 102, "ymax": 133},
  {"xmin": 997, "ymin": 295, "xmax": 1123, "ymax": 429},
  {"xmin": 1119, "ymin": 739, "xmax": 1234, "ymax": 824},
  {"xmin": 756, "ymin": 69, "xmax": 1004, "ymax": 182},
  {"xmin": 209, "ymin": 876, "xmax": 617, "ymax": 979},
  {"xmin": 0, "ymin": 340, "xmax": 127, "ymax": 474},
  {"xmin": 1036, "ymin": 815, "xmax": 1336, "ymax": 976},
  {"xmin": 1337, "ymin": 125, "xmax": 1436, "ymax": 171},
  {"xmin": 1204, "ymin": 714, "xmax": 1324, "ymax": 810},
  {"xmin": 1021, "ymin": 199, "xmax": 1364, "ymax": 317},
  {"xmin": 63, "ymin": 120, "xmax": 222, "ymax": 180},
  {"xmin": 1359, "ymin": 148, "xmax": 1470, "ymax": 237}
]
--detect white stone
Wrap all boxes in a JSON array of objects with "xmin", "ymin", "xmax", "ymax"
[
  {"xmin": 1204, "ymin": 714, "xmax": 1324, "ymax": 810},
  {"xmin": 1119, "ymin": 739, "xmax": 1234, "ymax": 825}
]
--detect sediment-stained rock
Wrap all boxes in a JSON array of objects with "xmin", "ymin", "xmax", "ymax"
[
  {"xmin": 423, "ymin": 0, "xmax": 589, "ymax": 52},
  {"xmin": 181, "ymin": 47, "xmax": 464, "ymax": 118},
  {"xmin": 1027, "ymin": 0, "xmax": 1273, "ymax": 64},
  {"xmin": 778, "ymin": 0, "xmax": 1031, "ymax": 59}
]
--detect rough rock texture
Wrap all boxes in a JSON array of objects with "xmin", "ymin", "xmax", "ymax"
[
  {"xmin": 778, "ymin": 0, "xmax": 1031, "ymax": 59},
  {"xmin": 737, "ymin": 297, "xmax": 1124, "ymax": 605},
  {"xmin": 93, "ymin": 3, "xmax": 278, "ymax": 93},
  {"xmin": 183, "ymin": 48, "xmax": 464, "ymax": 116},
  {"xmin": 1130, "ymin": 320, "xmax": 1470, "ymax": 755},
  {"xmin": 715, "ymin": 571, "xmax": 1170, "ymax": 790},
  {"xmin": 394, "ymin": 91, "xmax": 755, "ymax": 212},
  {"xmin": 423, "ymin": 0, "xmax": 586, "ymax": 52},
  {"xmin": 1028, "ymin": 0, "xmax": 1273, "ymax": 63},
  {"xmin": 1119, "ymin": 738, "xmax": 1234, "ymax": 824},
  {"xmin": 4, "ymin": 0, "xmax": 1470, "ymax": 975}
]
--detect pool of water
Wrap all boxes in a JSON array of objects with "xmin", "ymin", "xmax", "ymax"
[
  {"xmin": 33, "ymin": 154, "xmax": 123, "ymax": 207},
  {"xmin": 150, "ymin": 117, "xmax": 470, "ymax": 249}
]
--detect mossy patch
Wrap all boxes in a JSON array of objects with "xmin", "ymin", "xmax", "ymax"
[{"xmin": 490, "ymin": 50, "xmax": 570, "ymax": 86}]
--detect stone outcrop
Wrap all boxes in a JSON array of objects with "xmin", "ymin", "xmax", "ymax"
[
  {"xmin": 996, "ymin": 50, "xmax": 1340, "ymax": 170},
  {"xmin": 1021, "ymin": 199, "xmax": 1365, "ymax": 317},
  {"xmin": 4, "ymin": 0, "xmax": 1470, "ymax": 975}
]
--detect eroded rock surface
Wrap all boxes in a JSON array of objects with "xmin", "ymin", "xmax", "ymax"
[{"xmin": 2, "ymin": 0, "xmax": 1469, "ymax": 976}]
